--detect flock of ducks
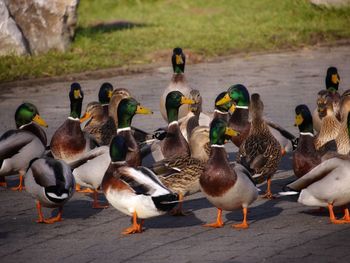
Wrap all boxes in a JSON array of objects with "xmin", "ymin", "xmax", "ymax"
[{"xmin": 1, "ymin": 48, "xmax": 350, "ymax": 234}]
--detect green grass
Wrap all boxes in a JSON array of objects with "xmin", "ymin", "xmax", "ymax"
[{"xmin": 1, "ymin": 0, "xmax": 350, "ymax": 82}]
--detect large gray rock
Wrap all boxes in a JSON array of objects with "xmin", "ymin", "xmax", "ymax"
[
  {"xmin": 310, "ymin": 0, "xmax": 350, "ymax": 7},
  {"xmin": 0, "ymin": 0, "xmax": 29, "ymax": 56},
  {"xmin": 5, "ymin": 0, "xmax": 79, "ymax": 55}
]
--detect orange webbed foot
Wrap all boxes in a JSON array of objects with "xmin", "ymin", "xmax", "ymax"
[
  {"xmin": 11, "ymin": 185, "xmax": 25, "ymax": 191},
  {"xmin": 203, "ymin": 221, "xmax": 224, "ymax": 228},
  {"xmin": 261, "ymin": 192, "xmax": 276, "ymax": 200},
  {"xmin": 122, "ymin": 224, "xmax": 143, "ymax": 235},
  {"xmin": 232, "ymin": 222, "xmax": 249, "ymax": 229}
]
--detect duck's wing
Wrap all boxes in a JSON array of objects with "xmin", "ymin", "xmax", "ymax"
[
  {"xmin": 0, "ymin": 130, "xmax": 34, "ymax": 159},
  {"xmin": 68, "ymin": 146, "xmax": 109, "ymax": 169},
  {"xmin": 118, "ymin": 166, "xmax": 170, "ymax": 196},
  {"xmin": 266, "ymin": 121, "xmax": 297, "ymax": 151},
  {"xmin": 287, "ymin": 157, "xmax": 342, "ymax": 191},
  {"xmin": 230, "ymin": 162, "xmax": 256, "ymax": 185}
]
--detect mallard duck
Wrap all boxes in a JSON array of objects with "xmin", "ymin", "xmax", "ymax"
[
  {"xmin": 25, "ymin": 157, "xmax": 75, "ymax": 224},
  {"xmin": 70, "ymin": 146, "xmax": 110, "ymax": 208},
  {"xmin": 189, "ymin": 126, "xmax": 211, "ymax": 162},
  {"xmin": 314, "ymin": 96, "xmax": 340, "ymax": 151},
  {"xmin": 212, "ymin": 91, "xmax": 234, "ymax": 121},
  {"xmin": 293, "ymin": 105, "xmax": 321, "ymax": 178},
  {"xmin": 149, "ymin": 91, "xmax": 194, "ymax": 162},
  {"xmin": 98, "ymin": 82, "xmax": 114, "ymax": 120},
  {"xmin": 333, "ymin": 93, "xmax": 350, "ymax": 154},
  {"xmin": 116, "ymin": 97, "xmax": 153, "ymax": 167},
  {"xmin": 81, "ymin": 101, "xmax": 116, "ymax": 145},
  {"xmin": 0, "ymin": 103, "xmax": 48, "ymax": 191},
  {"xmin": 109, "ymin": 88, "xmax": 130, "ymax": 127},
  {"xmin": 200, "ymin": 118, "xmax": 258, "ymax": 229},
  {"xmin": 236, "ymin": 93, "xmax": 282, "ymax": 199},
  {"xmin": 101, "ymin": 135, "xmax": 179, "ymax": 234},
  {"xmin": 216, "ymin": 84, "xmax": 296, "ymax": 153},
  {"xmin": 284, "ymin": 156, "xmax": 350, "ymax": 224},
  {"xmin": 160, "ymin": 48, "xmax": 192, "ymax": 123},
  {"xmin": 50, "ymin": 83, "xmax": 98, "ymax": 163}
]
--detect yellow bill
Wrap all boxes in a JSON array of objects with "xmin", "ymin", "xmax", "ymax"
[
  {"xmin": 136, "ymin": 105, "xmax": 153, "ymax": 114},
  {"xmin": 108, "ymin": 90, "xmax": 113, "ymax": 99},
  {"xmin": 294, "ymin": 114, "xmax": 303, "ymax": 126},
  {"xmin": 216, "ymin": 93, "xmax": 231, "ymax": 106},
  {"xmin": 74, "ymin": 89, "xmax": 82, "ymax": 99},
  {"xmin": 331, "ymin": 74, "xmax": 339, "ymax": 84},
  {"xmin": 229, "ymin": 104, "xmax": 236, "ymax": 113},
  {"xmin": 225, "ymin": 127, "xmax": 239, "ymax": 137},
  {"xmin": 33, "ymin": 114, "xmax": 48, "ymax": 128},
  {"xmin": 80, "ymin": 112, "xmax": 91, "ymax": 123},
  {"xmin": 181, "ymin": 96, "xmax": 195, "ymax": 105},
  {"xmin": 175, "ymin": 54, "xmax": 183, "ymax": 65}
]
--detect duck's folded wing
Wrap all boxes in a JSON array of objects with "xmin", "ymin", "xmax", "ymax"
[
  {"xmin": 0, "ymin": 130, "xmax": 34, "ymax": 159},
  {"xmin": 68, "ymin": 146, "xmax": 109, "ymax": 169},
  {"xmin": 118, "ymin": 166, "xmax": 170, "ymax": 196},
  {"xmin": 287, "ymin": 158, "xmax": 342, "ymax": 191}
]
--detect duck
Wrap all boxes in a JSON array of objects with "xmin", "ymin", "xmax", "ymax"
[
  {"xmin": 101, "ymin": 135, "xmax": 179, "ymax": 234},
  {"xmin": 81, "ymin": 101, "xmax": 116, "ymax": 145},
  {"xmin": 98, "ymin": 82, "xmax": 114, "ymax": 121},
  {"xmin": 314, "ymin": 95, "xmax": 340, "ymax": 152},
  {"xmin": 148, "ymin": 91, "xmax": 194, "ymax": 162},
  {"xmin": 212, "ymin": 91, "xmax": 234, "ymax": 122},
  {"xmin": 312, "ymin": 67, "xmax": 341, "ymax": 132},
  {"xmin": 216, "ymin": 84, "xmax": 296, "ymax": 153},
  {"xmin": 200, "ymin": 118, "xmax": 258, "ymax": 229},
  {"xmin": 188, "ymin": 125, "xmax": 211, "ymax": 163},
  {"xmin": 333, "ymin": 93, "xmax": 350, "ymax": 154},
  {"xmin": 283, "ymin": 156, "xmax": 350, "ymax": 224},
  {"xmin": 50, "ymin": 82, "xmax": 98, "ymax": 164},
  {"xmin": 116, "ymin": 97, "xmax": 153, "ymax": 167},
  {"xmin": 160, "ymin": 48, "xmax": 192, "ymax": 123},
  {"xmin": 236, "ymin": 93, "xmax": 282, "ymax": 199},
  {"xmin": 0, "ymin": 102, "xmax": 48, "ymax": 191},
  {"xmin": 70, "ymin": 146, "xmax": 110, "ymax": 208},
  {"xmin": 25, "ymin": 157, "xmax": 75, "ymax": 224},
  {"xmin": 293, "ymin": 104, "xmax": 321, "ymax": 178}
]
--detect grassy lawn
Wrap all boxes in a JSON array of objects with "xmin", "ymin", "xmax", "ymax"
[{"xmin": 1, "ymin": 0, "xmax": 350, "ymax": 82}]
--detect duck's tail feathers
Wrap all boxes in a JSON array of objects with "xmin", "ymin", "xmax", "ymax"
[{"xmin": 152, "ymin": 193, "xmax": 179, "ymax": 212}]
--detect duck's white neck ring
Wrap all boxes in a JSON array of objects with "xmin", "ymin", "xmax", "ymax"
[
  {"xmin": 68, "ymin": 117, "xmax": 80, "ymax": 121},
  {"xmin": 168, "ymin": 121, "xmax": 178, "ymax": 126},
  {"xmin": 300, "ymin": 132, "xmax": 314, "ymax": 137},
  {"xmin": 236, "ymin": 105, "xmax": 249, "ymax": 109},
  {"xmin": 214, "ymin": 109, "xmax": 228, "ymax": 115},
  {"xmin": 101, "ymin": 103, "xmax": 109, "ymax": 107},
  {"xmin": 211, "ymin": 144, "xmax": 225, "ymax": 148},
  {"xmin": 111, "ymin": 161, "xmax": 127, "ymax": 165},
  {"xmin": 117, "ymin": 127, "xmax": 131, "ymax": 133},
  {"xmin": 19, "ymin": 122, "xmax": 33, "ymax": 129}
]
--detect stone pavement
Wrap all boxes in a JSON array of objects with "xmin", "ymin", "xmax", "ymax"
[{"xmin": 1, "ymin": 45, "xmax": 350, "ymax": 262}]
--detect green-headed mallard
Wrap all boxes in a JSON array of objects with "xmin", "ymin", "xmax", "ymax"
[
  {"xmin": 149, "ymin": 91, "xmax": 194, "ymax": 162},
  {"xmin": 25, "ymin": 157, "xmax": 75, "ymax": 224},
  {"xmin": 116, "ymin": 97, "xmax": 153, "ymax": 167},
  {"xmin": 160, "ymin": 48, "xmax": 192, "ymax": 123},
  {"xmin": 0, "ymin": 103, "xmax": 48, "ymax": 191},
  {"xmin": 216, "ymin": 84, "xmax": 295, "ymax": 153},
  {"xmin": 98, "ymin": 82, "xmax": 114, "ymax": 120},
  {"xmin": 101, "ymin": 135, "xmax": 179, "ymax": 234},
  {"xmin": 283, "ymin": 156, "xmax": 350, "ymax": 224},
  {"xmin": 200, "ymin": 118, "xmax": 258, "ymax": 229},
  {"xmin": 293, "ymin": 105, "xmax": 321, "ymax": 178},
  {"xmin": 236, "ymin": 93, "xmax": 282, "ymax": 199},
  {"xmin": 50, "ymin": 83, "xmax": 98, "ymax": 163}
]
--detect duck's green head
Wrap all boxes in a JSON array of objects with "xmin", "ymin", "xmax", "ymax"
[
  {"xmin": 69, "ymin": 82, "xmax": 84, "ymax": 119},
  {"xmin": 325, "ymin": 66, "xmax": 340, "ymax": 93},
  {"xmin": 98, "ymin": 82, "xmax": 114, "ymax": 105},
  {"xmin": 172, "ymin": 47, "xmax": 185, "ymax": 74},
  {"xmin": 295, "ymin": 104, "xmax": 313, "ymax": 134},
  {"xmin": 210, "ymin": 118, "xmax": 239, "ymax": 145},
  {"xmin": 15, "ymin": 103, "xmax": 48, "ymax": 129},
  {"xmin": 166, "ymin": 91, "xmax": 194, "ymax": 123},
  {"xmin": 215, "ymin": 92, "xmax": 234, "ymax": 113},
  {"xmin": 216, "ymin": 84, "xmax": 250, "ymax": 109},
  {"xmin": 109, "ymin": 135, "xmax": 128, "ymax": 162},
  {"xmin": 117, "ymin": 97, "xmax": 153, "ymax": 128}
]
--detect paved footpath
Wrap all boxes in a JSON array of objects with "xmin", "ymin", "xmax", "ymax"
[{"xmin": 1, "ymin": 45, "xmax": 350, "ymax": 263}]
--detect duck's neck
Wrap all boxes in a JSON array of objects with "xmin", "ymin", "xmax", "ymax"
[
  {"xmin": 208, "ymin": 145, "xmax": 230, "ymax": 167},
  {"xmin": 230, "ymin": 107, "xmax": 249, "ymax": 125},
  {"xmin": 118, "ymin": 115, "xmax": 133, "ymax": 129},
  {"xmin": 171, "ymin": 73, "xmax": 186, "ymax": 84},
  {"xmin": 213, "ymin": 109, "xmax": 229, "ymax": 121},
  {"xmin": 167, "ymin": 108, "xmax": 179, "ymax": 123},
  {"xmin": 102, "ymin": 104, "xmax": 109, "ymax": 119},
  {"xmin": 298, "ymin": 121, "xmax": 314, "ymax": 135},
  {"xmin": 70, "ymin": 100, "xmax": 82, "ymax": 119}
]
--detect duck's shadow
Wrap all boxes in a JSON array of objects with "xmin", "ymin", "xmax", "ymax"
[{"xmin": 53, "ymin": 199, "xmax": 104, "ymax": 219}]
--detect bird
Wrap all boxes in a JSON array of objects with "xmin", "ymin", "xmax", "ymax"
[
  {"xmin": 115, "ymin": 97, "xmax": 153, "ymax": 167},
  {"xmin": 98, "ymin": 82, "xmax": 114, "ymax": 120},
  {"xmin": 333, "ymin": 92, "xmax": 350, "ymax": 154},
  {"xmin": 0, "ymin": 102, "xmax": 48, "ymax": 191},
  {"xmin": 147, "ymin": 91, "xmax": 194, "ymax": 162},
  {"xmin": 25, "ymin": 157, "xmax": 75, "ymax": 224},
  {"xmin": 293, "ymin": 105, "xmax": 321, "ymax": 178},
  {"xmin": 200, "ymin": 118, "xmax": 258, "ymax": 229},
  {"xmin": 101, "ymin": 135, "xmax": 179, "ymax": 234},
  {"xmin": 160, "ymin": 48, "xmax": 192, "ymax": 123},
  {"xmin": 70, "ymin": 146, "xmax": 110, "ymax": 208},
  {"xmin": 283, "ymin": 156, "xmax": 350, "ymax": 225},
  {"xmin": 236, "ymin": 93, "xmax": 282, "ymax": 199},
  {"xmin": 216, "ymin": 84, "xmax": 296, "ymax": 154},
  {"xmin": 50, "ymin": 83, "xmax": 98, "ymax": 164}
]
